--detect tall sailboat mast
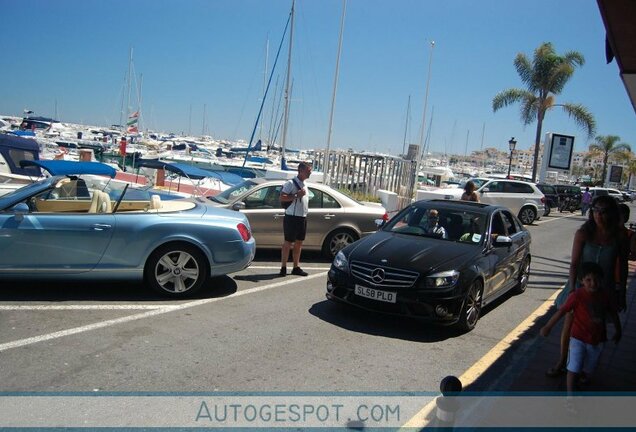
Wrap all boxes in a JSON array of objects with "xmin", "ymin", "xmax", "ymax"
[
  {"xmin": 402, "ymin": 95, "xmax": 411, "ymax": 157},
  {"xmin": 126, "ymin": 47, "xmax": 133, "ymax": 133},
  {"xmin": 414, "ymin": 40, "xmax": 435, "ymax": 183},
  {"xmin": 280, "ymin": 0, "xmax": 295, "ymax": 168},
  {"xmin": 323, "ymin": 0, "xmax": 347, "ymax": 184}
]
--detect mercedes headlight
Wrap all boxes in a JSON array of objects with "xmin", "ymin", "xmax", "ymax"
[
  {"xmin": 425, "ymin": 270, "xmax": 459, "ymax": 288},
  {"xmin": 333, "ymin": 251, "xmax": 349, "ymax": 272}
]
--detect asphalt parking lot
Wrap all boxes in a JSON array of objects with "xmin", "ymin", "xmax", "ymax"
[{"xmin": 0, "ymin": 250, "xmax": 331, "ymax": 353}]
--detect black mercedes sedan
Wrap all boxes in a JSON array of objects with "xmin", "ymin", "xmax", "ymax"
[{"xmin": 326, "ymin": 200, "xmax": 531, "ymax": 332}]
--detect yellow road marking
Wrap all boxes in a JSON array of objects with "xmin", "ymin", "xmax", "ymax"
[{"xmin": 401, "ymin": 288, "xmax": 561, "ymax": 428}]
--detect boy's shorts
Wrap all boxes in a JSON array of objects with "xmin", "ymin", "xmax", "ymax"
[{"xmin": 567, "ymin": 337, "xmax": 604, "ymax": 374}]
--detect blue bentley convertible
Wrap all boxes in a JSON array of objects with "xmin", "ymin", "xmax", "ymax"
[{"xmin": 0, "ymin": 161, "xmax": 255, "ymax": 297}]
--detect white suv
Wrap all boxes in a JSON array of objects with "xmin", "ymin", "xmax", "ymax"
[
  {"xmin": 416, "ymin": 178, "xmax": 545, "ymax": 224},
  {"xmin": 477, "ymin": 179, "xmax": 545, "ymax": 224}
]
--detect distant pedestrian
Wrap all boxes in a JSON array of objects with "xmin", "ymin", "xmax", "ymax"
[
  {"xmin": 279, "ymin": 162, "xmax": 312, "ymax": 277},
  {"xmin": 541, "ymin": 262, "xmax": 621, "ymax": 395},
  {"xmin": 461, "ymin": 180, "xmax": 480, "ymax": 202},
  {"xmin": 581, "ymin": 187, "xmax": 592, "ymax": 216}
]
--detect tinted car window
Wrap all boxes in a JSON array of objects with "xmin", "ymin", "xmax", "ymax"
[
  {"xmin": 491, "ymin": 213, "xmax": 507, "ymax": 236},
  {"xmin": 209, "ymin": 180, "xmax": 258, "ymax": 204},
  {"xmin": 486, "ymin": 181, "xmax": 504, "ymax": 192},
  {"xmin": 501, "ymin": 211, "xmax": 516, "ymax": 234},
  {"xmin": 384, "ymin": 205, "xmax": 485, "ymax": 242},
  {"xmin": 503, "ymin": 182, "xmax": 534, "ymax": 194},
  {"xmin": 538, "ymin": 185, "xmax": 556, "ymax": 195},
  {"xmin": 308, "ymin": 189, "xmax": 341, "ymax": 209},
  {"xmin": 243, "ymin": 186, "xmax": 271, "ymax": 209}
]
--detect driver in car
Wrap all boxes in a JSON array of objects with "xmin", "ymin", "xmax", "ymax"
[{"xmin": 425, "ymin": 209, "xmax": 447, "ymax": 239}]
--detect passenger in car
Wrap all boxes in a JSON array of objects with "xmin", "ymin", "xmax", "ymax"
[{"xmin": 425, "ymin": 209, "xmax": 447, "ymax": 239}]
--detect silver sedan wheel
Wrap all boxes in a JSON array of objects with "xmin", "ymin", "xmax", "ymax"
[{"xmin": 324, "ymin": 230, "xmax": 357, "ymax": 259}]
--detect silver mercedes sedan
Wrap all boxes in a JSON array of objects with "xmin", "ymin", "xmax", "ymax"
[{"xmin": 207, "ymin": 178, "xmax": 387, "ymax": 258}]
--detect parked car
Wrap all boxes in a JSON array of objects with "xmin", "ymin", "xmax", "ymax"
[
  {"xmin": 620, "ymin": 190, "xmax": 633, "ymax": 202},
  {"xmin": 326, "ymin": 200, "xmax": 531, "ymax": 332},
  {"xmin": 416, "ymin": 178, "xmax": 544, "ymax": 225},
  {"xmin": 0, "ymin": 172, "xmax": 255, "ymax": 298},
  {"xmin": 606, "ymin": 187, "xmax": 625, "ymax": 202},
  {"xmin": 554, "ymin": 184, "xmax": 581, "ymax": 212},
  {"xmin": 535, "ymin": 183, "xmax": 559, "ymax": 216},
  {"xmin": 207, "ymin": 178, "xmax": 388, "ymax": 258},
  {"xmin": 588, "ymin": 186, "xmax": 610, "ymax": 200}
]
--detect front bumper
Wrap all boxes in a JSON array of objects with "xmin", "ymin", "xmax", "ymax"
[{"xmin": 326, "ymin": 267, "xmax": 466, "ymax": 325}]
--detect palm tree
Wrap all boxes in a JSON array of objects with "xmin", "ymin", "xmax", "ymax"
[
  {"xmin": 626, "ymin": 158, "xmax": 636, "ymax": 188},
  {"xmin": 493, "ymin": 42, "xmax": 596, "ymax": 182},
  {"xmin": 588, "ymin": 135, "xmax": 631, "ymax": 185}
]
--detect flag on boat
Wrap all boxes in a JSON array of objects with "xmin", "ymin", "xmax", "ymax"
[{"xmin": 126, "ymin": 111, "xmax": 139, "ymax": 134}]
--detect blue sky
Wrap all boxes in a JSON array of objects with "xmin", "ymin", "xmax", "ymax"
[{"xmin": 1, "ymin": 0, "xmax": 635, "ymax": 156}]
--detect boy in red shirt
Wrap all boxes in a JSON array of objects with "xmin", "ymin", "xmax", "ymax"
[{"xmin": 541, "ymin": 262, "xmax": 622, "ymax": 395}]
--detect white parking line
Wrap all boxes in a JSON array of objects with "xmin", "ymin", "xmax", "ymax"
[
  {"xmin": 533, "ymin": 213, "xmax": 580, "ymax": 225},
  {"xmin": 0, "ymin": 272, "xmax": 326, "ymax": 353},
  {"xmin": 247, "ymin": 265, "xmax": 332, "ymax": 270},
  {"xmin": 0, "ymin": 305, "xmax": 169, "ymax": 311}
]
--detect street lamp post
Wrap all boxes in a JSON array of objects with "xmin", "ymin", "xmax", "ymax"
[{"xmin": 507, "ymin": 137, "xmax": 517, "ymax": 178}]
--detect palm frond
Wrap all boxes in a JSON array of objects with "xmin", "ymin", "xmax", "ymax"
[
  {"xmin": 562, "ymin": 51, "xmax": 585, "ymax": 67},
  {"xmin": 520, "ymin": 96, "xmax": 539, "ymax": 125},
  {"xmin": 561, "ymin": 103, "xmax": 596, "ymax": 138},
  {"xmin": 492, "ymin": 89, "xmax": 531, "ymax": 112},
  {"xmin": 514, "ymin": 54, "xmax": 533, "ymax": 88}
]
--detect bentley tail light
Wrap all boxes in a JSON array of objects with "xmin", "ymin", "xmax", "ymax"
[{"xmin": 237, "ymin": 223, "xmax": 251, "ymax": 241}]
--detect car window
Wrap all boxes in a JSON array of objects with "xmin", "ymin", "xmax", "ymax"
[
  {"xmin": 486, "ymin": 181, "xmax": 504, "ymax": 192},
  {"xmin": 541, "ymin": 185, "xmax": 556, "ymax": 194},
  {"xmin": 491, "ymin": 213, "xmax": 507, "ymax": 236},
  {"xmin": 26, "ymin": 179, "xmax": 95, "ymax": 213},
  {"xmin": 503, "ymin": 182, "xmax": 534, "ymax": 194},
  {"xmin": 244, "ymin": 186, "xmax": 281, "ymax": 209},
  {"xmin": 385, "ymin": 205, "xmax": 485, "ymax": 242},
  {"xmin": 501, "ymin": 211, "xmax": 517, "ymax": 234},
  {"xmin": 208, "ymin": 180, "xmax": 258, "ymax": 204},
  {"xmin": 308, "ymin": 188, "xmax": 341, "ymax": 209}
]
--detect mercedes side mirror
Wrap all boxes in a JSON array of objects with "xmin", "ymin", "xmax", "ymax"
[{"xmin": 494, "ymin": 235, "xmax": 512, "ymax": 246}]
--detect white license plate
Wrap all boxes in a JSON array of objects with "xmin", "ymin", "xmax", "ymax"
[{"xmin": 354, "ymin": 285, "xmax": 397, "ymax": 303}]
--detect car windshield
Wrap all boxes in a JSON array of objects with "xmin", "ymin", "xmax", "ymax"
[
  {"xmin": 383, "ymin": 205, "xmax": 487, "ymax": 244},
  {"xmin": 208, "ymin": 180, "xmax": 258, "ymax": 204}
]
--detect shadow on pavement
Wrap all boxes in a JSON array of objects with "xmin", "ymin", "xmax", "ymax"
[
  {"xmin": 310, "ymin": 299, "xmax": 468, "ymax": 343},
  {"xmin": 0, "ymin": 275, "xmax": 238, "ymax": 302},
  {"xmin": 252, "ymin": 249, "xmax": 332, "ymax": 264}
]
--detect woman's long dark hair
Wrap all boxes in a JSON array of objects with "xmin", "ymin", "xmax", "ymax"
[
  {"xmin": 582, "ymin": 195, "xmax": 620, "ymax": 239},
  {"xmin": 464, "ymin": 181, "xmax": 475, "ymax": 194}
]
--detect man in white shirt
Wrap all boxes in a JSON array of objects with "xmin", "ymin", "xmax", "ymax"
[
  {"xmin": 425, "ymin": 209, "xmax": 447, "ymax": 239},
  {"xmin": 279, "ymin": 162, "xmax": 312, "ymax": 276}
]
